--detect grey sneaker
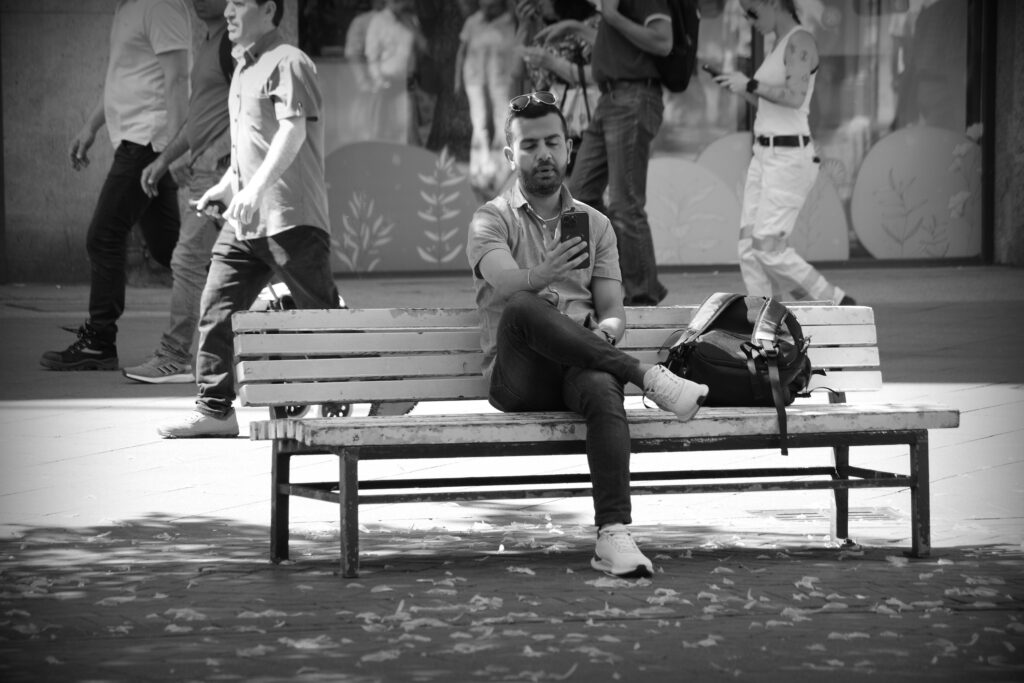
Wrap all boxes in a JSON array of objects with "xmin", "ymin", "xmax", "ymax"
[
  {"xmin": 123, "ymin": 355, "xmax": 194, "ymax": 384},
  {"xmin": 591, "ymin": 523, "xmax": 654, "ymax": 578},
  {"xmin": 643, "ymin": 364, "xmax": 708, "ymax": 421},
  {"xmin": 157, "ymin": 410, "xmax": 238, "ymax": 438}
]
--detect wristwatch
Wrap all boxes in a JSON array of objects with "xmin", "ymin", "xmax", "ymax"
[{"xmin": 746, "ymin": 78, "xmax": 759, "ymax": 94}]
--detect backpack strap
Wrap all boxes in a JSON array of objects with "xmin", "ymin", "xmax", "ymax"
[{"xmin": 750, "ymin": 297, "xmax": 794, "ymax": 455}]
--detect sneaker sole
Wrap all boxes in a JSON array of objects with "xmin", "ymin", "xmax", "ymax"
[
  {"xmin": 123, "ymin": 370, "xmax": 195, "ymax": 384},
  {"xmin": 591, "ymin": 557, "xmax": 654, "ymax": 579},
  {"xmin": 40, "ymin": 358, "xmax": 119, "ymax": 371}
]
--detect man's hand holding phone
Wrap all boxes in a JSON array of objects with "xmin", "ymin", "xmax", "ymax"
[{"xmin": 531, "ymin": 220, "xmax": 590, "ymax": 287}]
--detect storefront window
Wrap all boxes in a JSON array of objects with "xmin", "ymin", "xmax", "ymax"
[{"xmin": 300, "ymin": 0, "xmax": 981, "ymax": 273}]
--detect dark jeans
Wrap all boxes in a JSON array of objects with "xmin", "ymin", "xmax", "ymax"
[
  {"xmin": 569, "ymin": 83, "xmax": 667, "ymax": 306},
  {"xmin": 195, "ymin": 225, "xmax": 340, "ymax": 416},
  {"xmin": 488, "ymin": 292, "xmax": 646, "ymax": 527},
  {"xmin": 87, "ymin": 141, "xmax": 180, "ymax": 340}
]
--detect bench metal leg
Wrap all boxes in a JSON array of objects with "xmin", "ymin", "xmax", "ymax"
[
  {"xmin": 338, "ymin": 448, "xmax": 360, "ymax": 578},
  {"xmin": 830, "ymin": 444, "xmax": 851, "ymax": 545},
  {"xmin": 270, "ymin": 444, "xmax": 290, "ymax": 563},
  {"xmin": 907, "ymin": 432, "xmax": 931, "ymax": 558}
]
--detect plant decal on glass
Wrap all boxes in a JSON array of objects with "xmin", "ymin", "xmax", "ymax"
[
  {"xmin": 332, "ymin": 191, "xmax": 394, "ymax": 273},
  {"xmin": 416, "ymin": 147, "xmax": 466, "ymax": 267}
]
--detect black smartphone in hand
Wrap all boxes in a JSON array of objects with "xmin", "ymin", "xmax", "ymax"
[
  {"xmin": 560, "ymin": 210, "xmax": 590, "ymax": 270},
  {"xmin": 702, "ymin": 63, "xmax": 722, "ymax": 78}
]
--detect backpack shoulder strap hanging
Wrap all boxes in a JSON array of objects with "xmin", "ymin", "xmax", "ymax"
[{"xmin": 749, "ymin": 298, "xmax": 795, "ymax": 455}]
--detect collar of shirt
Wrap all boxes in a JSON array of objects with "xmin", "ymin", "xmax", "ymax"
[
  {"xmin": 508, "ymin": 181, "xmax": 577, "ymax": 226},
  {"xmin": 232, "ymin": 28, "xmax": 282, "ymax": 68}
]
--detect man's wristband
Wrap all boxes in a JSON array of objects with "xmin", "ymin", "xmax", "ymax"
[{"xmin": 746, "ymin": 78, "xmax": 759, "ymax": 94}]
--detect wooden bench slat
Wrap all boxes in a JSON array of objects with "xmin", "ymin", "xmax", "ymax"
[
  {"xmin": 236, "ymin": 347, "xmax": 881, "ymax": 384},
  {"xmin": 236, "ymin": 370, "xmax": 883, "ymax": 407},
  {"xmin": 248, "ymin": 403, "xmax": 959, "ymax": 447},
  {"xmin": 234, "ymin": 324, "xmax": 879, "ymax": 359},
  {"xmin": 231, "ymin": 304, "xmax": 875, "ymax": 334}
]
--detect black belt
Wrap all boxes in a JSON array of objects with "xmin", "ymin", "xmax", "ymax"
[
  {"xmin": 598, "ymin": 78, "xmax": 662, "ymax": 94},
  {"xmin": 755, "ymin": 134, "xmax": 811, "ymax": 147}
]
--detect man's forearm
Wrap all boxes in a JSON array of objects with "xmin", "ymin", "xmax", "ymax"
[
  {"xmin": 84, "ymin": 98, "xmax": 106, "ymax": 136},
  {"xmin": 159, "ymin": 122, "xmax": 191, "ymax": 167},
  {"xmin": 244, "ymin": 118, "xmax": 305, "ymax": 196}
]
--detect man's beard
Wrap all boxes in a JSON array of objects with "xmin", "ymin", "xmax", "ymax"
[{"xmin": 520, "ymin": 162, "xmax": 564, "ymax": 197}]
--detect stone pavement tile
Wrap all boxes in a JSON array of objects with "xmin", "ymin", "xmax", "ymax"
[{"xmin": 1, "ymin": 519, "xmax": 1022, "ymax": 682}]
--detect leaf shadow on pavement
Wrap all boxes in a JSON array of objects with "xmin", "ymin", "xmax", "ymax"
[{"xmin": 2, "ymin": 515, "xmax": 1023, "ymax": 682}]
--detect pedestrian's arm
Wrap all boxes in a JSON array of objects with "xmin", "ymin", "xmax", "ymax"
[
  {"xmin": 225, "ymin": 115, "xmax": 306, "ymax": 229},
  {"xmin": 140, "ymin": 121, "xmax": 191, "ymax": 197},
  {"xmin": 69, "ymin": 98, "xmax": 106, "ymax": 170},
  {"xmin": 157, "ymin": 49, "xmax": 190, "ymax": 153},
  {"xmin": 599, "ymin": 2, "xmax": 672, "ymax": 57},
  {"xmin": 589, "ymin": 276, "xmax": 626, "ymax": 344}
]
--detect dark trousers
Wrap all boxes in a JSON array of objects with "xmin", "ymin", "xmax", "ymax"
[
  {"xmin": 488, "ymin": 292, "xmax": 645, "ymax": 527},
  {"xmin": 87, "ymin": 141, "xmax": 180, "ymax": 339},
  {"xmin": 569, "ymin": 83, "xmax": 666, "ymax": 306},
  {"xmin": 195, "ymin": 224, "xmax": 340, "ymax": 416}
]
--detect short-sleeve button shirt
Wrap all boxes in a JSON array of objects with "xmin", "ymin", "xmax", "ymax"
[
  {"xmin": 229, "ymin": 30, "xmax": 330, "ymax": 238},
  {"xmin": 467, "ymin": 182, "xmax": 621, "ymax": 378}
]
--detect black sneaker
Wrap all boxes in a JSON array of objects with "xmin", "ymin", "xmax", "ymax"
[
  {"xmin": 839, "ymin": 295, "xmax": 858, "ymax": 306},
  {"xmin": 40, "ymin": 323, "xmax": 118, "ymax": 371}
]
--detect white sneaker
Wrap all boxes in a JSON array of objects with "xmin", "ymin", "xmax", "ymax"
[
  {"xmin": 643, "ymin": 365, "xmax": 708, "ymax": 421},
  {"xmin": 591, "ymin": 523, "xmax": 654, "ymax": 578},
  {"xmin": 157, "ymin": 410, "xmax": 238, "ymax": 439},
  {"xmin": 123, "ymin": 355, "xmax": 194, "ymax": 384}
]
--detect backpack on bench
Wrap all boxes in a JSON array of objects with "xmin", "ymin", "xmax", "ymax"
[{"xmin": 662, "ymin": 293, "xmax": 815, "ymax": 454}]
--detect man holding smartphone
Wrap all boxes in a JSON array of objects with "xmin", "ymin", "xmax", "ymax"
[{"xmin": 467, "ymin": 91, "xmax": 708, "ymax": 579}]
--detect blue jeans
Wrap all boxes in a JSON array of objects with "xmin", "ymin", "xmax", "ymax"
[
  {"xmin": 195, "ymin": 225, "xmax": 340, "ymax": 416},
  {"xmin": 488, "ymin": 292, "xmax": 646, "ymax": 527},
  {"xmin": 86, "ymin": 141, "xmax": 180, "ymax": 340},
  {"xmin": 569, "ymin": 83, "xmax": 666, "ymax": 306}
]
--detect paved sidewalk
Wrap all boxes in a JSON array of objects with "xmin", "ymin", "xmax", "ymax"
[{"xmin": 0, "ymin": 265, "xmax": 1022, "ymax": 682}]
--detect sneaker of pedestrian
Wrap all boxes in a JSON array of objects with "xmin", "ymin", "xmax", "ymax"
[
  {"xmin": 40, "ymin": 322, "xmax": 118, "ymax": 371},
  {"xmin": 591, "ymin": 523, "xmax": 654, "ymax": 579},
  {"xmin": 643, "ymin": 364, "xmax": 708, "ymax": 421},
  {"xmin": 157, "ymin": 410, "xmax": 239, "ymax": 439},
  {"xmin": 123, "ymin": 354, "xmax": 195, "ymax": 384}
]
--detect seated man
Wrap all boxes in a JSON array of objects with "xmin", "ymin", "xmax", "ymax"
[{"xmin": 466, "ymin": 90, "xmax": 709, "ymax": 579}]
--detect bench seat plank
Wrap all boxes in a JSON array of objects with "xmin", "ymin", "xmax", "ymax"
[{"xmin": 249, "ymin": 403, "xmax": 958, "ymax": 449}]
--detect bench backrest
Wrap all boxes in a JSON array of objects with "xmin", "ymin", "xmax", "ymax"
[{"xmin": 233, "ymin": 306, "xmax": 880, "ymax": 408}]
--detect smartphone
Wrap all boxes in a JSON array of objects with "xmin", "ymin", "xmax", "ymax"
[
  {"xmin": 702, "ymin": 63, "xmax": 722, "ymax": 78},
  {"xmin": 560, "ymin": 210, "xmax": 590, "ymax": 270}
]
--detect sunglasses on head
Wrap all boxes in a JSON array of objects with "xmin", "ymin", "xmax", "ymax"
[
  {"xmin": 745, "ymin": 7, "xmax": 760, "ymax": 20},
  {"xmin": 509, "ymin": 91, "xmax": 558, "ymax": 112}
]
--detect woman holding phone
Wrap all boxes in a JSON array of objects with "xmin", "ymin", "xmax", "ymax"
[{"xmin": 713, "ymin": 0, "xmax": 855, "ymax": 305}]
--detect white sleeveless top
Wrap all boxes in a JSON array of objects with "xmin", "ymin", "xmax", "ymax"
[{"xmin": 753, "ymin": 26, "xmax": 815, "ymax": 137}]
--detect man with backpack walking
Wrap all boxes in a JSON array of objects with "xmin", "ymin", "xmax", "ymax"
[
  {"xmin": 536, "ymin": 0, "xmax": 675, "ymax": 306},
  {"xmin": 124, "ymin": 0, "xmax": 234, "ymax": 383}
]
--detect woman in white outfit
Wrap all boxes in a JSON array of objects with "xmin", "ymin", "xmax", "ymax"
[{"xmin": 715, "ymin": 0, "xmax": 855, "ymax": 305}]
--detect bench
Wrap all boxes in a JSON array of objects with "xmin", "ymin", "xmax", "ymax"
[{"xmin": 233, "ymin": 305, "xmax": 960, "ymax": 578}]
